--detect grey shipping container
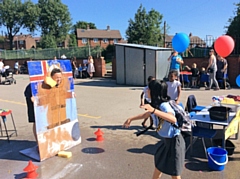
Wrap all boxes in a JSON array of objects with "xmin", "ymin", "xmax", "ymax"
[{"xmin": 115, "ymin": 43, "xmax": 172, "ymax": 86}]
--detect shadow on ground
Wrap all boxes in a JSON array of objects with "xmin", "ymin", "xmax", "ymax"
[
  {"xmin": 74, "ymin": 78, "xmax": 144, "ymax": 89},
  {"xmin": 0, "ymin": 139, "xmax": 37, "ymax": 161},
  {"xmin": 90, "ymin": 125, "xmax": 159, "ymax": 139}
]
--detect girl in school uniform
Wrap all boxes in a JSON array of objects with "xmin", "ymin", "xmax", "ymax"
[{"xmin": 123, "ymin": 80, "xmax": 185, "ymax": 179}]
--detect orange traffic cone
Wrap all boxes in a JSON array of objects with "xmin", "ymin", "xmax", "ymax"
[
  {"xmin": 94, "ymin": 128, "xmax": 104, "ymax": 141},
  {"xmin": 23, "ymin": 160, "xmax": 38, "ymax": 178}
]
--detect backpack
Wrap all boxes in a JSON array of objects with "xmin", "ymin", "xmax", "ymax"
[
  {"xmin": 136, "ymin": 100, "xmax": 194, "ymax": 137},
  {"xmin": 168, "ymin": 100, "xmax": 194, "ymax": 137}
]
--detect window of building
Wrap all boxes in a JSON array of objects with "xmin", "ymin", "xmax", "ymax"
[
  {"xmin": 93, "ymin": 38, "xmax": 98, "ymax": 43},
  {"xmin": 103, "ymin": 38, "xmax": 108, "ymax": 43},
  {"xmin": 113, "ymin": 39, "xmax": 118, "ymax": 43},
  {"xmin": 19, "ymin": 40, "xmax": 24, "ymax": 44},
  {"xmin": 82, "ymin": 38, "xmax": 87, "ymax": 44}
]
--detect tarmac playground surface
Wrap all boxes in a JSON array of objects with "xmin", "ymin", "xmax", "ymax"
[{"xmin": 0, "ymin": 74, "xmax": 240, "ymax": 179}]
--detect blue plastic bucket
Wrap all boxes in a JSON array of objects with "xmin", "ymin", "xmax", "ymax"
[{"xmin": 207, "ymin": 147, "xmax": 228, "ymax": 171}]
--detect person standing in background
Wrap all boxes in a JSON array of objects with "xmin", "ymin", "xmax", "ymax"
[
  {"xmin": 78, "ymin": 63, "xmax": 83, "ymax": 79},
  {"xmin": 166, "ymin": 71, "xmax": 181, "ymax": 104},
  {"xmin": 216, "ymin": 55, "xmax": 228, "ymax": 89},
  {"xmin": 24, "ymin": 83, "xmax": 37, "ymax": 143},
  {"xmin": 168, "ymin": 51, "xmax": 184, "ymax": 81},
  {"xmin": 140, "ymin": 76, "xmax": 155, "ymax": 128},
  {"xmin": 87, "ymin": 56, "xmax": 95, "ymax": 79},
  {"xmin": 82, "ymin": 63, "xmax": 88, "ymax": 78},
  {"xmin": 184, "ymin": 63, "xmax": 199, "ymax": 88},
  {"xmin": 206, "ymin": 49, "xmax": 219, "ymax": 90},
  {"xmin": 71, "ymin": 57, "xmax": 78, "ymax": 79},
  {"xmin": 14, "ymin": 61, "xmax": 19, "ymax": 75},
  {"xmin": 0, "ymin": 59, "xmax": 4, "ymax": 83}
]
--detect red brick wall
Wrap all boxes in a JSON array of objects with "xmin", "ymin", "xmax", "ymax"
[
  {"xmin": 75, "ymin": 57, "xmax": 106, "ymax": 77},
  {"xmin": 111, "ymin": 56, "xmax": 240, "ymax": 86},
  {"xmin": 3, "ymin": 59, "xmax": 28, "ymax": 68},
  {"xmin": 3, "ymin": 57, "xmax": 107, "ymax": 77},
  {"xmin": 182, "ymin": 56, "xmax": 240, "ymax": 86},
  {"xmin": 77, "ymin": 39, "xmax": 118, "ymax": 48}
]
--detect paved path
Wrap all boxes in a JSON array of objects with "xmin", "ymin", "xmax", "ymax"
[{"xmin": 0, "ymin": 75, "xmax": 240, "ymax": 179}]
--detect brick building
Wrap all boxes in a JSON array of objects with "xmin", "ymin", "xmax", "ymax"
[
  {"xmin": 165, "ymin": 33, "xmax": 206, "ymax": 48},
  {"xmin": 13, "ymin": 34, "xmax": 37, "ymax": 49},
  {"xmin": 76, "ymin": 25, "xmax": 124, "ymax": 48}
]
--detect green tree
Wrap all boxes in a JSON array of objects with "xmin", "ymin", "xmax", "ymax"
[
  {"xmin": 39, "ymin": 34, "xmax": 57, "ymax": 49},
  {"xmin": 0, "ymin": 36, "xmax": 4, "ymax": 43},
  {"xmin": 226, "ymin": 3, "xmax": 240, "ymax": 53},
  {"xmin": 226, "ymin": 3, "xmax": 240, "ymax": 36},
  {"xmin": 0, "ymin": 0, "xmax": 39, "ymax": 49},
  {"xmin": 71, "ymin": 21, "xmax": 97, "ymax": 33},
  {"xmin": 92, "ymin": 45, "xmax": 103, "ymax": 58},
  {"xmin": 68, "ymin": 34, "xmax": 77, "ymax": 47},
  {"xmin": 69, "ymin": 21, "xmax": 97, "ymax": 47},
  {"xmin": 37, "ymin": 0, "xmax": 71, "ymax": 46},
  {"xmin": 126, "ymin": 4, "xmax": 163, "ymax": 46}
]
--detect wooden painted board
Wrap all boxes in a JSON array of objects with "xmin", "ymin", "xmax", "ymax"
[{"xmin": 22, "ymin": 59, "xmax": 81, "ymax": 161}]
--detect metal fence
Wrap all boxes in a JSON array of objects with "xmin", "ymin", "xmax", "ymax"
[
  {"xmin": 1, "ymin": 35, "xmax": 240, "ymax": 60},
  {"xmin": 0, "ymin": 46, "xmax": 101, "ymax": 60},
  {"xmin": 182, "ymin": 35, "xmax": 240, "ymax": 58}
]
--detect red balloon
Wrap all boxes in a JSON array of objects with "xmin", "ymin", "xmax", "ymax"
[{"xmin": 214, "ymin": 35, "xmax": 235, "ymax": 57}]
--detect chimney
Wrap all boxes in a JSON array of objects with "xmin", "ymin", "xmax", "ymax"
[
  {"xmin": 107, "ymin": 25, "xmax": 110, "ymax": 31},
  {"xmin": 87, "ymin": 24, "xmax": 90, "ymax": 30}
]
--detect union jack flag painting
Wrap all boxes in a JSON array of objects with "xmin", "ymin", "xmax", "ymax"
[{"xmin": 21, "ymin": 60, "xmax": 81, "ymax": 161}]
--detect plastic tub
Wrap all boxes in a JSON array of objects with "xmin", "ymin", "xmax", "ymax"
[
  {"xmin": 208, "ymin": 106, "xmax": 231, "ymax": 121},
  {"xmin": 207, "ymin": 147, "xmax": 228, "ymax": 171}
]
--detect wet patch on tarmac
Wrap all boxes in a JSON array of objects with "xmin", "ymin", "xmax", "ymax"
[{"xmin": 81, "ymin": 147, "xmax": 105, "ymax": 154}]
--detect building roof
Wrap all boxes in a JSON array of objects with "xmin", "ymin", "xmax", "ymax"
[
  {"xmin": 13, "ymin": 34, "xmax": 34, "ymax": 41},
  {"xmin": 165, "ymin": 34, "xmax": 206, "ymax": 45},
  {"xmin": 76, "ymin": 26, "xmax": 122, "ymax": 39},
  {"xmin": 33, "ymin": 37, "xmax": 41, "ymax": 42},
  {"xmin": 115, "ymin": 43, "xmax": 172, "ymax": 51}
]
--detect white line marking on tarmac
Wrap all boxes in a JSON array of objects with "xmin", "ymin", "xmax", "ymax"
[
  {"xmin": 77, "ymin": 113, "xmax": 101, "ymax": 119},
  {"xmin": 0, "ymin": 98, "xmax": 101, "ymax": 119},
  {"xmin": 50, "ymin": 163, "xmax": 83, "ymax": 179}
]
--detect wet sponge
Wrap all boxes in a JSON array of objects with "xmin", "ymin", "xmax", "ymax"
[
  {"xmin": 58, "ymin": 151, "xmax": 72, "ymax": 158},
  {"xmin": 44, "ymin": 76, "xmax": 57, "ymax": 87}
]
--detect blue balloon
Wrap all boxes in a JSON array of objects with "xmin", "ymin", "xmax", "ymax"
[
  {"xmin": 172, "ymin": 33, "xmax": 190, "ymax": 53},
  {"xmin": 236, "ymin": 75, "xmax": 240, "ymax": 87}
]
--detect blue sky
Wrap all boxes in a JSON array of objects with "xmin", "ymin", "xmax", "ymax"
[{"xmin": 0, "ymin": 0, "xmax": 238, "ymax": 40}]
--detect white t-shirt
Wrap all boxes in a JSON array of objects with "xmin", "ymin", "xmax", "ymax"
[
  {"xmin": 143, "ymin": 86, "xmax": 151, "ymax": 103},
  {"xmin": 0, "ymin": 61, "xmax": 4, "ymax": 72},
  {"xmin": 166, "ymin": 80, "xmax": 181, "ymax": 100},
  {"xmin": 61, "ymin": 55, "xmax": 67, "ymax": 59},
  {"xmin": 14, "ymin": 62, "xmax": 19, "ymax": 69}
]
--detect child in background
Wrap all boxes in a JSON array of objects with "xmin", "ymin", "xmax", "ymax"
[
  {"xmin": 199, "ymin": 67, "xmax": 208, "ymax": 87},
  {"xmin": 185, "ymin": 63, "xmax": 199, "ymax": 88},
  {"xmin": 78, "ymin": 63, "xmax": 83, "ymax": 78},
  {"xmin": 140, "ymin": 76, "xmax": 155, "ymax": 128},
  {"xmin": 82, "ymin": 63, "xmax": 88, "ymax": 78},
  {"xmin": 166, "ymin": 71, "xmax": 181, "ymax": 104}
]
